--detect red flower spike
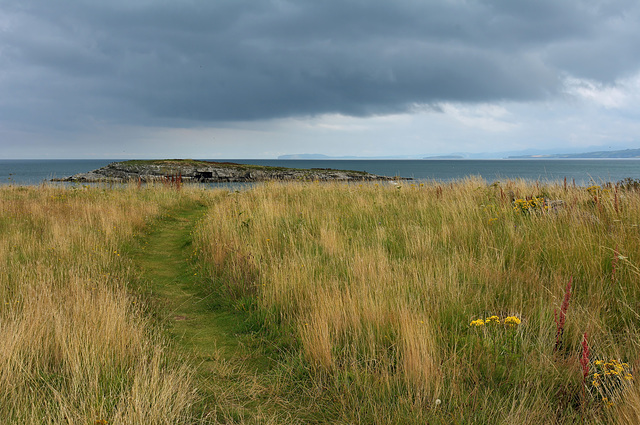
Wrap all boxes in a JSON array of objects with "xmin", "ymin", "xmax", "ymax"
[
  {"xmin": 554, "ymin": 277, "xmax": 572, "ymax": 353},
  {"xmin": 580, "ymin": 332, "xmax": 590, "ymax": 380}
]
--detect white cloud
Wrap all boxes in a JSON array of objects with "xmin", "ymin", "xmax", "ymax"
[
  {"xmin": 563, "ymin": 72, "xmax": 640, "ymax": 109},
  {"xmin": 438, "ymin": 103, "xmax": 518, "ymax": 132}
]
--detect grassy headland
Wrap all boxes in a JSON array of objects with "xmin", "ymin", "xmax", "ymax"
[{"xmin": 2, "ymin": 179, "xmax": 640, "ymax": 423}]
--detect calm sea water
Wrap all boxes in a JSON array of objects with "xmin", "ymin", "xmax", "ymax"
[{"xmin": 1, "ymin": 159, "xmax": 640, "ymax": 186}]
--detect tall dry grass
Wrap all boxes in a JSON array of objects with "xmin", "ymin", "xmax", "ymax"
[
  {"xmin": 194, "ymin": 178, "xmax": 640, "ymax": 423},
  {"xmin": 0, "ymin": 184, "xmax": 200, "ymax": 424}
]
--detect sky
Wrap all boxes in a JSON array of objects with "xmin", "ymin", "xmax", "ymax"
[{"xmin": 1, "ymin": 0, "xmax": 640, "ymax": 159}]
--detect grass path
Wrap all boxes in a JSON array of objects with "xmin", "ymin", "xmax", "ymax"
[{"xmin": 130, "ymin": 201, "xmax": 294, "ymax": 424}]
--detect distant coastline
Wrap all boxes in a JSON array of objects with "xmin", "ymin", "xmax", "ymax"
[
  {"xmin": 508, "ymin": 148, "xmax": 640, "ymax": 159},
  {"xmin": 278, "ymin": 147, "xmax": 640, "ymax": 160}
]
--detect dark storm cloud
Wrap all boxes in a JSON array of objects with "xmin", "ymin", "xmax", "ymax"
[{"xmin": 1, "ymin": 0, "xmax": 640, "ymax": 128}]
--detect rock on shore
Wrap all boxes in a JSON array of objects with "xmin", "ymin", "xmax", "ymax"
[{"xmin": 53, "ymin": 159, "xmax": 407, "ymax": 183}]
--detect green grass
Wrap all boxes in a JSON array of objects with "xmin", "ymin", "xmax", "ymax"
[
  {"xmin": 129, "ymin": 198, "xmax": 301, "ymax": 423},
  {"xmin": 6, "ymin": 180, "xmax": 640, "ymax": 423},
  {"xmin": 0, "ymin": 185, "xmax": 198, "ymax": 424},
  {"xmin": 193, "ymin": 179, "xmax": 640, "ymax": 424}
]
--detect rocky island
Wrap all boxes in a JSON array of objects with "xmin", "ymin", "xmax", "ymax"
[{"xmin": 54, "ymin": 159, "xmax": 407, "ymax": 183}]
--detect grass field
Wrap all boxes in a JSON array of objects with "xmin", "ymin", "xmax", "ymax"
[
  {"xmin": 193, "ymin": 179, "xmax": 640, "ymax": 424},
  {"xmin": 2, "ymin": 179, "xmax": 640, "ymax": 424},
  {"xmin": 0, "ymin": 185, "xmax": 201, "ymax": 424}
]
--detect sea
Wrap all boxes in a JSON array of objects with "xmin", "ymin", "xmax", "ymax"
[{"xmin": 1, "ymin": 159, "xmax": 640, "ymax": 187}]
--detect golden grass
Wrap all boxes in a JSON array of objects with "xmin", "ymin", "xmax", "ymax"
[
  {"xmin": 0, "ymin": 184, "xmax": 199, "ymax": 424},
  {"xmin": 4, "ymin": 179, "xmax": 639, "ymax": 423},
  {"xmin": 194, "ymin": 178, "xmax": 640, "ymax": 423}
]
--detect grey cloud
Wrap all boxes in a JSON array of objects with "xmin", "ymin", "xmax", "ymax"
[{"xmin": 1, "ymin": 0, "xmax": 640, "ymax": 130}]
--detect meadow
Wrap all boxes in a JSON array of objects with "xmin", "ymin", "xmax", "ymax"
[
  {"xmin": 193, "ymin": 179, "xmax": 640, "ymax": 424},
  {"xmin": 2, "ymin": 179, "xmax": 640, "ymax": 424},
  {"xmin": 0, "ymin": 184, "xmax": 201, "ymax": 424}
]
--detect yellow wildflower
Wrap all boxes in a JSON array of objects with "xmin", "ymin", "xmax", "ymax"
[
  {"xmin": 504, "ymin": 316, "xmax": 521, "ymax": 327},
  {"xmin": 470, "ymin": 319, "xmax": 485, "ymax": 327},
  {"xmin": 485, "ymin": 315, "xmax": 500, "ymax": 325},
  {"xmin": 587, "ymin": 185, "xmax": 601, "ymax": 195}
]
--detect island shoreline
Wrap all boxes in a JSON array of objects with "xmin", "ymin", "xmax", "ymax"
[{"xmin": 52, "ymin": 159, "xmax": 412, "ymax": 183}]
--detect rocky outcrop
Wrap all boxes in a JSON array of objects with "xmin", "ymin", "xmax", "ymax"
[{"xmin": 53, "ymin": 160, "xmax": 407, "ymax": 183}]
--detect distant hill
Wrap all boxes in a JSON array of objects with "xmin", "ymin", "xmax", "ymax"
[
  {"xmin": 278, "ymin": 154, "xmax": 334, "ymax": 159},
  {"xmin": 509, "ymin": 148, "xmax": 640, "ymax": 159},
  {"xmin": 278, "ymin": 148, "xmax": 640, "ymax": 160},
  {"xmin": 277, "ymin": 154, "xmax": 426, "ymax": 159}
]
